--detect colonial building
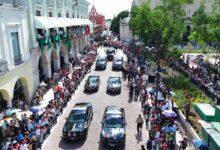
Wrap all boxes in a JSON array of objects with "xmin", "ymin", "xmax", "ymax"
[
  {"xmin": 26, "ymin": 0, "xmax": 92, "ymax": 90},
  {"xmin": 0, "ymin": 0, "xmax": 34, "ymax": 108},
  {"xmin": 89, "ymin": 5, "xmax": 105, "ymax": 33}
]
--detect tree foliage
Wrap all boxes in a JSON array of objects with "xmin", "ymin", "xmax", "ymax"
[
  {"xmin": 190, "ymin": 2, "xmax": 220, "ymax": 45},
  {"xmin": 129, "ymin": 0, "xmax": 190, "ymax": 56},
  {"xmin": 110, "ymin": 10, "xmax": 129, "ymax": 34}
]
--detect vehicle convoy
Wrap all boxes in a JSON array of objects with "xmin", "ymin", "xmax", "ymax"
[
  {"xmin": 107, "ymin": 77, "xmax": 122, "ymax": 94},
  {"xmin": 100, "ymin": 106, "xmax": 126, "ymax": 148},
  {"xmin": 62, "ymin": 103, "xmax": 93, "ymax": 141},
  {"xmin": 96, "ymin": 56, "xmax": 107, "ymax": 70},
  {"xmin": 84, "ymin": 75, "xmax": 101, "ymax": 92},
  {"xmin": 106, "ymin": 48, "xmax": 116, "ymax": 61}
]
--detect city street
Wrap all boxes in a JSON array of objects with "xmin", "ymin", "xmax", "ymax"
[{"xmin": 42, "ymin": 48, "xmax": 148, "ymax": 150}]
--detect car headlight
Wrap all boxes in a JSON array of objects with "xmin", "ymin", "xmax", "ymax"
[{"xmin": 101, "ymin": 130, "xmax": 109, "ymax": 138}]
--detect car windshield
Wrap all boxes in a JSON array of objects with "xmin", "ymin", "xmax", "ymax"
[
  {"xmin": 89, "ymin": 77, "xmax": 98, "ymax": 83},
  {"xmin": 104, "ymin": 116, "xmax": 123, "ymax": 128},
  {"xmin": 114, "ymin": 59, "xmax": 122, "ymax": 63},
  {"xmin": 68, "ymin": 110, "xmax": 86, "ymax": 123},
  {"xmin": 109, "ymin": 78, "xmax": 120, "ymax": 84},
  {"xmin": 107, "ymin": 50, "xmax": 115, "ymax": 54},
  {"xmin": 97, "ymin": 58, "xmax": 105, "ymax": 62}
]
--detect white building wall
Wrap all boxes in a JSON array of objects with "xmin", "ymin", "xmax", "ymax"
[{"xmin": 0, "ymin": 2, "xmax": 34, "ymax": 104}]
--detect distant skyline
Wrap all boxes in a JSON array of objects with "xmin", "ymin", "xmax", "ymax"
[{"xmin": 87, "ymin": 0, "xmax": 133, "ymax": 19}]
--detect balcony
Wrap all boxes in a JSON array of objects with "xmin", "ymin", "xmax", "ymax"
[
  {"xmin": 0, "ymin": 0, "xmax": 25, "ymax": 7},
  {"xmin": 38, "ymin": 37, "xmax": 50, "ymax": 47},
  {"xmin": 0, "ymin": 60, "xmax": 8, "ymax": 75},
  {"xmin": 51, "ymin": 34, "xmax": 60, "ymax": 43},
  {"xmin": 60, "ymin": 33, "xmax": 70, "ymax": 41}
]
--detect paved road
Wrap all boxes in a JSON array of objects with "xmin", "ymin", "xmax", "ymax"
[{"xmin": 42, "ymin": 48, "xmax": 148, "ymax": 150}]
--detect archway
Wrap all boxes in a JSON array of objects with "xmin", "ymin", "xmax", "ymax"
[
  {"xmin": 12, "ymin": 78, "xmax": 29, "ymax": 108},
  {"xmin": 38, "ymin": 54, "xmax": 49, "ymax": 81},
  {"xmin": 60, "ymin": 47, "xmax": 68, "ymax": 68},
  {"xmin": 0, "ymin": 90, "xmax": 9, "ymax": 110},
  {"xmin": 51, "ymin": 50, "xmax": 59, "ymax": 73}
]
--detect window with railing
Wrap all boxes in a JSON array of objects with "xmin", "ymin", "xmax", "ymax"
[
  {"xmin": 11, "ymin": 32, "xmax": 22, "ymax": 65},
  {"xmin": 36, "ymin": 10, "xmax": 41, "ymax": 16}
]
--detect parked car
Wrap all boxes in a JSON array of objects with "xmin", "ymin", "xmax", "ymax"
[
  {"xmin": 106, "ymin": 48, "xmax": 116, "ymax": 61},
  {"xmin": 107, "ymin": 77, "xmax": 121, "ymax": 94},
  {"xmin": 96, "ymin": 56, "xmax": 107, "ymax": 70},
  {"xmin": 112, "ymin": 57, "xmax": 123, "ymax": 71},
  {"xmin": 100, "ymin": 106, "xmax": 126, "ymax": 148},
  {"xmin": 84, "ymin": 76, "xmax": 101, "ymax": 92},
  {"xmin": 62, "ymin": 103, "xmax": 93, "ymax": 141}
]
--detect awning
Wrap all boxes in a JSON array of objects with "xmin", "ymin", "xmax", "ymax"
[
  {"xmin": 34, "ymin": 16, "xmax": 55, "ymax": 29},
  {"xmin": 48, "ymin": 17, "xmax": 65, "ymax": 28},
  {"xmin": 58, "ymin": 18, "xmax": 72, "ymax": 27},
  {"xmin": 67, "ymin": 18, "xmax": 93, "ymax": 26}
]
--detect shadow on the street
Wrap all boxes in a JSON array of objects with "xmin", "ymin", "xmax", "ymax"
[
  {"xmin": 58, "ymin": 138, "xmax": 86, "ymax": 149},
  {"xmin": 98, "ymin": 141, "xmax": 125, "ymax": 150},
  {"xmin": 135, "ymin": 130, "xmax": 143, "ymax": 143}
]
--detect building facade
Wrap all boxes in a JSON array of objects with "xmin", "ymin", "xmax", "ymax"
[
  {"xmin": 89, "ymin": 5, "xmax": 105, "ymax": 32},
  {"xmin": 26, "ymin": 0, "xmax": 92, "ymax": 91},
  {"xmin": 0, "ymin": 0, "xmax": 34, "ymax": 108}
]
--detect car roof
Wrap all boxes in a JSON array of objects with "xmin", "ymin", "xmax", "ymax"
[
  {"xmin": 105, "ymin": 106, "xmax": 124, "ymax": 115},
  {"xmin": 105, "ymin": 113, "xmax": 123, "ymax": 120}
]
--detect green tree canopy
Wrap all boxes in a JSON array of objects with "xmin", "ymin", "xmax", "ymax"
[
  {"xmin": 129, "ymin": 1, "xmax": 190, "ymax": 56},
  {"xmin": 110, "ymin": 10, "xmax": 129, "ymax": 34},
  {"xmin": 190, "ymin": 2, "xmax": 220, "ymax": 44}
]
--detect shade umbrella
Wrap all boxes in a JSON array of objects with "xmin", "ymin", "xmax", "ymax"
[
  {"xmin": 40, "ymin": 81, "xmax": 47, "ymax": 86},
  {"xmin": 147, "ymin": 87, "xmax": 156, "ymax": 94},
  {"xmin": 162, "ymin": 110, "xmax": 177, "ymax": 117},
  {"xmin": 193, "ymin": 140, "xmax": 208, "ymax": 150},
  {"xmin": 30, "ymin": 106, "xmax": 44, "ymax": 114},
  {"xmin": 54, "ymin": 85, "xmax": 62, "ymax": 92},
  {"xmin": 80, "ymin": 60, "xmax": 86, "ymax": 64},
  {"xmin": 169, "ymin": 91, "xmax": 176, "ymax": 97},
  {"xmin": 73, "ymin": 66, "xmax": 81, "ymax": 70}
]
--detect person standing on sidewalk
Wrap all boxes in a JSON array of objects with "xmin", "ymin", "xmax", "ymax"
[{"xmin": 136, "ymin": 115, "xmax": 144, "ymax": 133}]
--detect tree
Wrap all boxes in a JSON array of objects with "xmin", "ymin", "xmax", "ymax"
[
  {"xmin": 110, "ymin": 10, "xmax": 129, "ymax": 34},
  {"xmin": 190, "ymin": 2, "xmax": 220, "ymax": 45},
  {"xmin": 129, "ymin": 1, "xmax": 189, "ymax": 57}
]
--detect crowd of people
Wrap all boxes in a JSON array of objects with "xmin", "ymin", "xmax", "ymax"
[
  {"xmin": 0, "ymin": 46, "xmax": 97, "ymax": 150},
  {"xmin": 171, "ymin": 54, "xmax": 220, "ymax": 103}
]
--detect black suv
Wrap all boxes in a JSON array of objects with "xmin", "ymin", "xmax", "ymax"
[
  {"xmin": 96, "ymin": 56, "xmax": 107, "ymax": 70},
  {"xmin": 84, "ymin": 76, "xmax": 101, "ymax": 92},
  {"xmin": 106, "ymin": 48, "xmax": 116, "ymax": 61},
  {"xmin": 107, "ymin": 77, "xmax": 122, "ymax": 94},
  {"xmin": 112, "ymin": 57, "xmax": 123, "ymax": 71},
  {"xmin": 100, "ymin": 106, "xmax": 126, "ymax": 148},
  {"xmin": 62, "ymin": 103, "xmax": 93, "ymax": 141}
]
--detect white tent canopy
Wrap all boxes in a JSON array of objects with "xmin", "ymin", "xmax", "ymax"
[
  {"xmin": 34, "ymin": 16, "xmax": 92, "ymax": 29},
  {"xmin": 34, "ymin": 16, "xmax": 55, "ymax": 29},
  {"xmin": 48, "ymin": 17, "xmax": 65, "ymax": 28}
]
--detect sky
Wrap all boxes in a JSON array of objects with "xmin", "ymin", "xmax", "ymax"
[{"xmin": 87, "ymin": 0, "xmax": 133, "ymax": 19}]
